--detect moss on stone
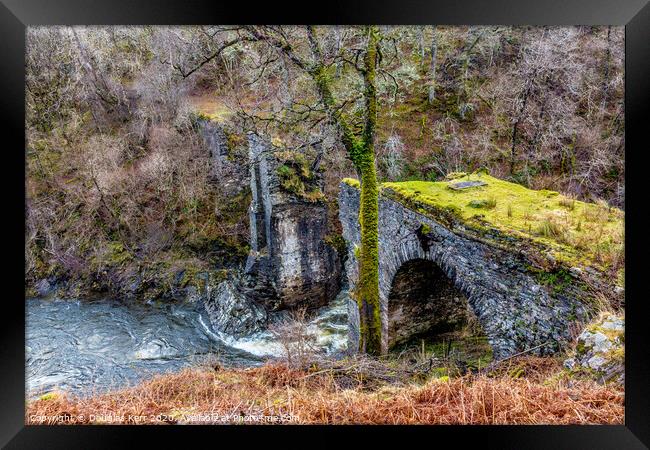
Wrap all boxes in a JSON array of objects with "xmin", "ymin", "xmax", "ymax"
[
  {"xmin": 180, "ymin": 265, "xmax": 201, "ymax": 289},
  {"xmin": 342, "ymin": 177, "xmax": 360, "ymax": 188},
  {"xmin": 379, "ymin": 174, "xmax": 623, "ymax": 271},
  {"xmin": 584, "ymin": 315, "xmax": 624, "ymax": 344},
  {"xmin": 468, "ymin": 197, "xmax": 497, "ymax": 209},
  {"xmin": 277, "ymin": 164, "xmax": 303, "ymax": 193},
  {"xmin": 178, "ymin": 264, "xmax": 228, "ymax": 295},
  {"xmin": 325, "ymin": 233, "xmax": 347, "ymax": 258},
  {"xmin": 276, "ymin": 152, "xmax": 324, "ymax": 202},
  {"xmin": 566, "ymin": 313, "xmax": 624, "ymax": 385},
  {"xmin": 535, "ymin": 268, "xmax": 573, "ymax": 294}
]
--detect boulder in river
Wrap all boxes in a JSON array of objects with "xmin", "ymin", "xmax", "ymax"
[{"xmin": 203, "ymin": 279, "xmax": 267, "ymax": 337}]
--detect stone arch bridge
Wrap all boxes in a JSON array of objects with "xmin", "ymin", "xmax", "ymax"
[{"xmin": 338, "ymin": 182, "xmax": 588, "ymax": 359}]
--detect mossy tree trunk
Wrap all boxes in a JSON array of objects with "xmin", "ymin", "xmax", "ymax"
[
  {"xmin": 247, "ymin": 25, "xmax": 383, "ymax": 355},
  {"xmin": 355, "ymin": 27, "xmax": 381, "ymax": 355},
  {"xmin": 306, "ymin": 26, "xmax": 382, "ymax": 355}
]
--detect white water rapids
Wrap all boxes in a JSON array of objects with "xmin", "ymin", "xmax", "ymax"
[{"xmin": 26, "ymin": 288, "xmax": 349, "ymax": 398}]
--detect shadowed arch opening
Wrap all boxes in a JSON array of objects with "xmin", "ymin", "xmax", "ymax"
[{"xmin": 387, "ymin": 258, "xmax": 489, "ymax": 357}]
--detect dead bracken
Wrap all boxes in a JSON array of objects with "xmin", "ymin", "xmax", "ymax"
[{"xmin": 27, "ymin": 356, "xmax": 623, "ymax": 425}]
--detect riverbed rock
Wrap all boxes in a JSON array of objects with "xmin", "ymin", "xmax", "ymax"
[
  {"xmin": 203, "ymin": 279, "xmax": 267, "ymax": 337},
  {"xmin": 563, "ymin": 313, "xmax": 624, "ymax": 384}
]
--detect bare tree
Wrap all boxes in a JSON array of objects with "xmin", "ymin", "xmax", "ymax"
[
  {"xmin": 269, "ymin": 308, "xmax": 318, "ymax": 368},
  {"xmin": 428, "ymin": 26, "xmax": 438, "ymax": 104}
]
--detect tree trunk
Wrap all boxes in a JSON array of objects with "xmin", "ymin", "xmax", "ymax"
[
  {"xmin": 510, "ymin": 74, "xmax": 535, "ymax": 176},
  {"xmin": 418, "ymin": 26, "xmax": 426, "ymax": 63},
  {"xmin": 355, "ymin": 26, "xmax": 381, "ymax": 355},
  {"xmin": 302, "ymin": 26, "xmax": 383, "ymax": 355},
  {"xmin": 334, "ymin": 26, "xmax": 343, "ymax": 78},
  {"xmin": 510, "ymin": 120, "xmax": 522, "ymax": 176},
  {"xmin": 458, "ymin": 27, "xmax": 484, "ymax": 109},
  {"xmin": 281, "ymin": 57, "xmax": 293, "ymax": 107},
  {"xmin": 428, "ymin": 26, "xmax": 438, "ymax": 105}
]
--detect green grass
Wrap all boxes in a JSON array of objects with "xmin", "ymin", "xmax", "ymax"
[{"xmin": 344, "ymin": 172, "xmax": 624, "ymax": 272}]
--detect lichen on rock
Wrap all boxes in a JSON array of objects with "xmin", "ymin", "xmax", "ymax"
[{"xmin": 564, "ymin": 313, "xmax": 624, "ymax": 385}]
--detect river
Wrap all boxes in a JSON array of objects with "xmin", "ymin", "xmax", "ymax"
[{"xmin": 26, "ymin": 289, "xmax": 349, "ymax": 398}]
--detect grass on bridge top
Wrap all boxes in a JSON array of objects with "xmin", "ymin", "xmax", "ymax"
[{"xmin": 342, "ymin": 172, "xmax": 624, "ymax": 276}]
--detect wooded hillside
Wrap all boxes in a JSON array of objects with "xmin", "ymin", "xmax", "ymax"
[{"xmin": 25, "ymin": 26, "xmax": 624, "ymax": 297}]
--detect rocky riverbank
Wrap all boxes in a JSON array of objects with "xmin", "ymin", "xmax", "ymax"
[{"xmin": 27, "ymin": 122, "xmax": 344, "ymax": 344}]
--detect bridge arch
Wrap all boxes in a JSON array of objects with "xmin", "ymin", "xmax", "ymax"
[
  {"xmin": 375, "ymin": 227, "xmax": 491, "ymax": 353},
  {"xmin": 339, "ymin": 181, "xmax": 585, "ymax": 359},
  {"xmin": 386, "ymin": 257, "xmax": 484, "ymax": 349}
]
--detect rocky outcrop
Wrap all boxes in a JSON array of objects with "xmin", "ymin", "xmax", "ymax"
[
  {"xmin": 243, "ymin": 134, "xmax": 341, "ymax": 311},
  {"xmin": 564, "ymin": 313, "xmax": 624, "ymax": 384},
  {"xmin": 198, "ymin": 119, "xmax": 246, "ymax": 195},
  {"xmin": 339, "ymin": 182, "xmax": 588, "ymax": 359},
  {"xmin": 203, "ymin": 279, "xmax": 267, "ymax": 337},
  {"xmin": 201, "ymin": 134, "xmax": 342, "ymax": 337}
]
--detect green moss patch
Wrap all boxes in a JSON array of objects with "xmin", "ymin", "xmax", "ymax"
[
  {"xmin": 468, "ymin": 197, "xmax": 497, "ymax": 209},
  {"xmin": 105, "ymin": 241, "xmax": 133, "ymax": 266},
  {"xmin": 342, "ymin": 177, "xmax": 360, "ymax": 188},
  {"xmin": 325, "ymin": 233, "xmax": 347, "ymax": 257},
  {"xmin": 534, "ymin": 267, "xmax": 574, "ymax": 295},
  {"xmin": 344, "ymin": 173, "xmax": 623, "ymax": 272},
  {"xmin": 276, "ymin": 151, "xmax": 324, "ymax": 202}
]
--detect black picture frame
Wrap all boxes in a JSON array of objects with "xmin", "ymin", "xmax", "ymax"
[{"xmin": 1, "ymin": 0, "xmax": 648, "ymax": 447}]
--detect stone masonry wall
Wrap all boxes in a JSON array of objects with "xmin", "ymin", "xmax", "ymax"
[{"xmin": 339, "ymin": 182, "xmax": 587, "ymax": 359}]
